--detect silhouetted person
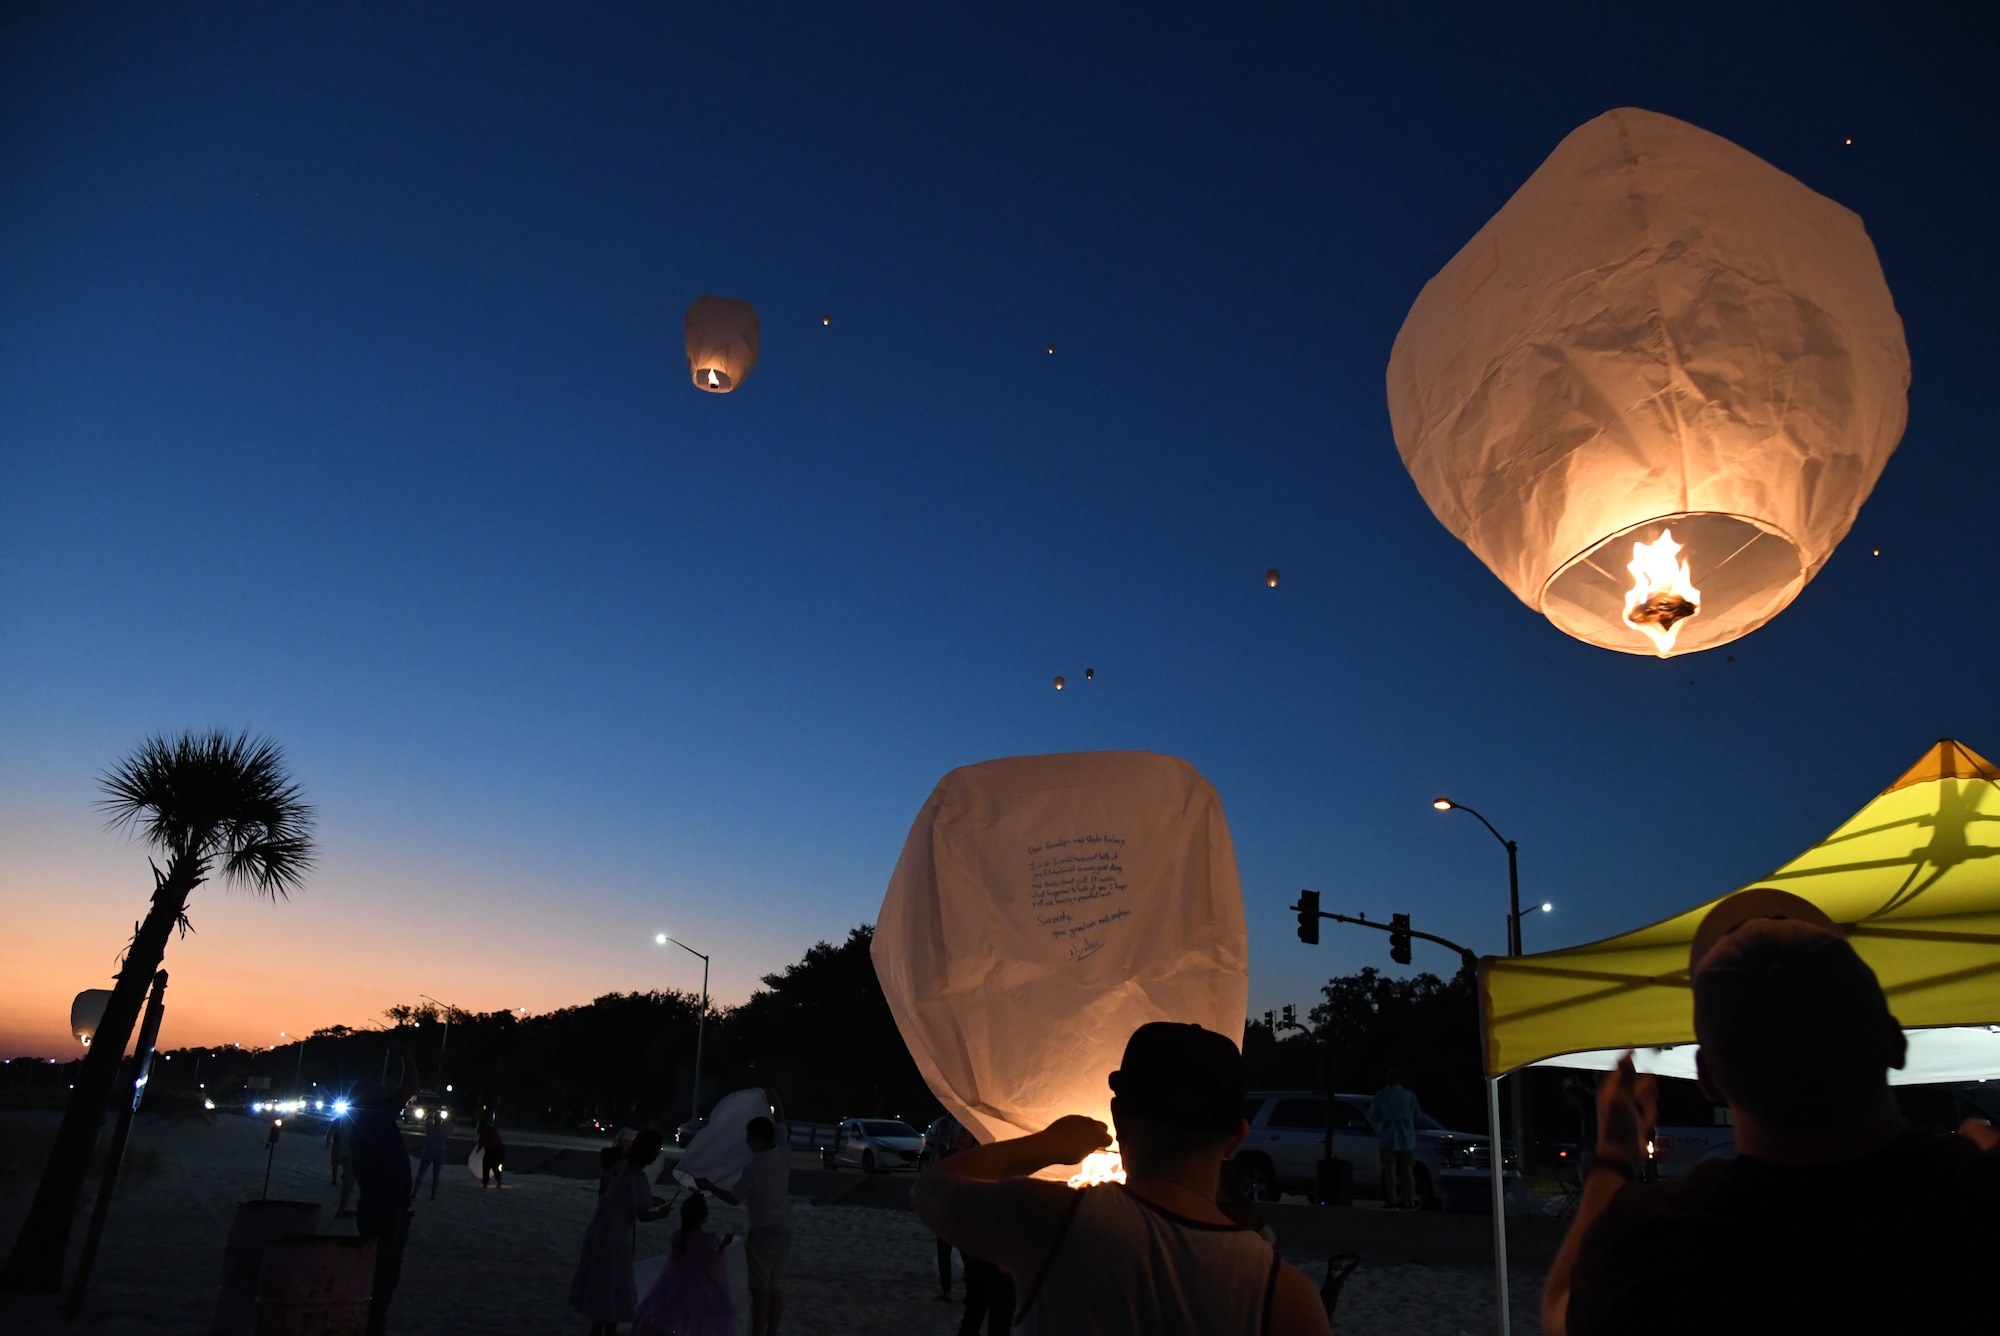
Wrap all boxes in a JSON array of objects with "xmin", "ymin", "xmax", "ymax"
[
  {"xmin": 1367, "ymin": 1068, "xmax": 1418, "ymax": 1209},
  {"xmin": 570, "ymin": 1128, "xmax": 671, "ymax": 1335},
  {"xmin": 926, "ymin": 1116, "xmax": 966, "ymax": 1301},
  {"xmin": 634, "ymin": 1190, "xmax": 735, "ymax": 1336},
  {"xmin": 695, "ymin": 1115, "xmax": 791, "ymax": 1336},
  {"xmin": 477, "ymin": 1116, "xmax": 506, "ymax": 1188},
  {"xmin": 347, "ymin": 1044, "xmax": 418, "ymax": 1336},
  {"xmin": 412, "ymin": 1107, "xmax": 448, "ymax": 1201},
  {"xmin": 913, "ymin": 1022, "xmax": 1331, "ymax": 1335},
  {"xmin": 1543, "ymin": 891, "xmax": 2000, "ymax": 1335}
]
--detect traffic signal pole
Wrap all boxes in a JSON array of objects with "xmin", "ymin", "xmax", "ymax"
[{"xmin": 1292, "ymin": 893, "xmax": 1479, "ymax": 974}]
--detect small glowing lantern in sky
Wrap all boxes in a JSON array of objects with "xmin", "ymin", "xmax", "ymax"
[
  {"xmin": 684, "ymin": 296, "xmax": 761, "ymax": 394},
  {"xmin": 821, "ymin": 313, "xmax": 831, "ymax": 326},
  {"xmin": 1053, "ymin": 675, "xmax": 1065, "ymax": 690},
  {"xmin": 1387, "ymin": 108, "xmax": 1908, "ymax": 657},
  {"xmin": 1085, "ymin": 667, "xmax": 1094, "ymax": 680},
  {"xmin": 873, "ymin": 751, "xmax": 1249, "ymax": 1168},
  {"xmin": 71, "ymin": 989, "xmax": 113, "ymax": 1047},
  {"xmin": 1265, "ymin": 569, "xmax": 1280, "ymax": 589}
]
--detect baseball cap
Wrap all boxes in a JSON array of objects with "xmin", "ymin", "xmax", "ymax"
[
  {"xmin": 1688, "ymin": 887, "xmax": 1838, "ymax": 978},
  {"xmin": 1108, "ymin": 1022, "xmax": 1246, "ymax": 1135}
]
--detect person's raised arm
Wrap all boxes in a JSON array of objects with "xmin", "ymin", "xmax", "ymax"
[
  {"xmin": 911, "ymin": 1116, "xmax": 1109, "ymax": 1285},
  {"xmin": 1542, "ymin": 1055, "xmax": 1656, "ymax": 1336}
]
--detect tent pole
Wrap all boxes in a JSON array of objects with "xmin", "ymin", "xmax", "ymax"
[{"xmin": 1487, "ymin": 1074, "xmax": 1510, "ymax": 1336}]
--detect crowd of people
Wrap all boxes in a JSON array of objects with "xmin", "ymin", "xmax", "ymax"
[{"xmin": 320, "ymin": 891, "xmax": 1998, "ymax": 1335}]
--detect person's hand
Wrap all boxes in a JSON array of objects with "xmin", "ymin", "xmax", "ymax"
[
  {"xmin": 1594, "ymin": 1052, "xmax": 1658, "ymax": 1168},
  {"xmin": 1956, "ymin": 1118, "xmax": 1999, "ymax": 1153},
  {"xmin": 1036, "ymin": 1115, "xmax": 1112, "ymax": 1164}
]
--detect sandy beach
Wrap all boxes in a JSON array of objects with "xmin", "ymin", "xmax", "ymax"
[{"xmin": 1, "ymin": 1113, "xmax": 1545, "ymax": 1334}]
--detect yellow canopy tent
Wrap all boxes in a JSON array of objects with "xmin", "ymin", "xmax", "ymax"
[
  {"xmin": 1473, "ymin": 740, "xmax": 2000, "ymax": 1336},
  {"xmin": 1480, "ymin": 739, "xmax": 2000, "ymax": 1081}
]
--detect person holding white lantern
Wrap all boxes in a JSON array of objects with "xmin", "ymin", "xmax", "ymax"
[{"xmin": 912, "ymin": 1022, "xmax": 1330, "ymax": 1336}]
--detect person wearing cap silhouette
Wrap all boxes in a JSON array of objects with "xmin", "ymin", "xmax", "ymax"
[
  {"xmin": 1542, "ymin": 890, "xmax": 2000, "ymax": 1336},
  {"xmin": 912, "ymin": 1022, "xmax": 1330, "ymax": 1335}
]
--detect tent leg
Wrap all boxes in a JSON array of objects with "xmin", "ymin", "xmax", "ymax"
[{"xmin": 1488, "ymin": 1075, "xmax": 1511, "ymax": 1336}]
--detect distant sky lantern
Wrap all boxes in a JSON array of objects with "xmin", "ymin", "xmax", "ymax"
[
  {"xmin": 1053, "ymin": 675, "xmax": 1065, "ymax": 690},
  {"xmin": 1265, "ymin": 569, "xmax": 1280, "ymax": 589},
  {"xmin": 70, "ymin": 989, "xmax": 112, "ymax": 1046},
  {"xmin": 821, "ymin": 313, "xmax": 831, "ymax": 326},
  {"xmin": 1085, "ymin": 668, "xmax": 1094, "ymax": 680},
  {"xmin": 1387, "ymin": 108, "xmax": 1909, "ymax": 658},
  {"xmin": 684, "ymin": 296, "xmax": 761, "ymax": 394},
  {"xmin": 873, "ymin": 751, "xmax": 1249, "ymax": 1171}
]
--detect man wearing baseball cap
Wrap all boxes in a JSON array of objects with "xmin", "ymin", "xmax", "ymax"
[
  {"xmin": 1543, "ymin": 891, "xmax": 2000, "ymax": 1335},
  {"xmin": 912, "ymin": 1021, "xmax": 1330, "ymax": 1335}
]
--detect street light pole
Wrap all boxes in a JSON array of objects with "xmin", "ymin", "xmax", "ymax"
[
  {"xmin": 1433, "ymin": 798, "xmax": 1533, "ymax": 1174},
  {"xmin": 656, "ymin": 936, "xmax": 710, "ymax": 1125}
]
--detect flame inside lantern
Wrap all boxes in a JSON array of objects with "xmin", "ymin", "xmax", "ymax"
[
  {"xmin": 1066, "ymin": 1145, "xmax": 1127, "ymax": 1188},
  {"xmin": 1622, "ymin": 530, "xmax": 1701, "ymax": 656}
]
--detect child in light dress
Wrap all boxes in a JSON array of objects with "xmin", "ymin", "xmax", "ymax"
[{"xmin": 633, "ymin": 1192, "xmax": 736, "ymax": 1336}]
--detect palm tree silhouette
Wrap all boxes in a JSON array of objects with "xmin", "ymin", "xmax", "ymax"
[{"xmin": 2, "ymin": 731, "xmax": 313, "ymax": 1292}]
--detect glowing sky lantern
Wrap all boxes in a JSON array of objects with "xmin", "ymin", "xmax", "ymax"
[
  {"xmin": 70, "ymin": 989, "xmax": 112, "ymax": 1046},
  {"xmin": 1265, "ymin": 569, "xmax": 1280, "ymax": 589},
  {"xmin": 872, "ymin": 751, "xmax": 1249, "ymax": 1173},
  {"xmin": 1387, "ymin": 108, "xmax": 1909, "ymax": 658},
  {"xmin": 684, "ymin": 296, "xmax": 761, "ymax": 394},
  {"xmin": 1053, "ymin": 675, "xmax": 1065, "ymax": 690}
]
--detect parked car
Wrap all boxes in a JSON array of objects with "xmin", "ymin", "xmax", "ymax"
[
  {"xmin": 1229, "ymin": 1090, "xmax": 1495, "ymax": 1207},
  {"xmin": 822, "ymin": 1118, "xmax": 926, "ymax": 1173},
  {"xmin": 918, "ymin": 1115, "xmax": 961, "ymax": 1170},
  {"xmin": 1642, "ymin": 1079, "xmax": 2000, "ymax": 1180},
  {"xmin": 676, "ymin": 1117, "xmax": 707, "ymax": 1147}
]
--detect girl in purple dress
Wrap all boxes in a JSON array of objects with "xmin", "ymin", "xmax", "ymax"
[
  {"xmin": 634, "ymin": 1192, "xmax": 736, "ymax": 1336},
  {"xmin": 570, "ymin": 1130, "xmax": 672, "ymax": 1335}
]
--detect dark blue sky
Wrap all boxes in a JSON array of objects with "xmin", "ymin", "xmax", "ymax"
[{"xmin": 3, "ymin": 2, "xmax": 1995, "ymax": 1049}]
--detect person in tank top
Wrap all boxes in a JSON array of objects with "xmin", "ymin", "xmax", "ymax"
[{"xmin": 912, "ymin": 1022, "xmax": 1330, "ymax": 1336}]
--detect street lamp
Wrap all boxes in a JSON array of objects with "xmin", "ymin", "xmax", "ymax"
[
  {"xmin": 656, "ymin": 934, "xmax": 710, "ymax": 1126},
  {"xmin": 1434, "ymin": 796, "xmax": 1532, "ymax": 1167},
  {"xmin": 1431, "ymin": 799, "xmax": 1525, "ymax": 956},
  {"xmin": 419, "ymin": 995, "xmax": 458, "ymax": 1091}
]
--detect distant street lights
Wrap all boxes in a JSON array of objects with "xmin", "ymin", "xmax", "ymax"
[{"xmin": 655, "ymin": 934, "xmax": 710, "ymax": 1125}]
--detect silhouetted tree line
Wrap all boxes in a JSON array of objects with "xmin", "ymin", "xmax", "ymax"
[
  {"xmin": 35, "ymin": 935, "xmax": 1559, "ymax": 1138},
  {"xmin": 117, "ymin": 925, "xmax": 935, "ymax": 1130}
]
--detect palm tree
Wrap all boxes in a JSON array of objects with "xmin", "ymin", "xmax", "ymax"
[{"xmin": 2, "ymin": 731, "xmax": 313, "ymax": 1293}]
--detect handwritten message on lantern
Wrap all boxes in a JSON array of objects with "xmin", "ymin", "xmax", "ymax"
[{"xmin": 1029, "ymin": 835, "xmax": 1134, "ymax": 963}]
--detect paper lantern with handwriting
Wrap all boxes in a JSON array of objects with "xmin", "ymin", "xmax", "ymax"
[
  {"xmin": 1387, "ymin": 107, "xmax": 1908, "ymax": 657},
  {"xmin": 872, "ymin": 751, "xmax": 1248, "ymax": 1150},
  {"xmin": 684, "ymin": 296, "xmax": 761, "ymax": 394}
]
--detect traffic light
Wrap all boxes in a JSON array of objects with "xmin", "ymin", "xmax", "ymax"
[
  {"xmin": 1296, "ymin": 889, "xmax": 1321, "ymax": 944},
  {"xmin": 1389, "ymin": 912, "xmax": 1413, "ymax": 965},
  {"xmin": 1282, "ymin": 1004, "xmax": 1297, "ymax": 1029},
  {"xmin": 1262, "ymin": 1010, "xmax": 1274, "ymax": 1029}
]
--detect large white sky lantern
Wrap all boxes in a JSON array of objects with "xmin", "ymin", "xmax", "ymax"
[
  {"xmin": 872, "ymin": 751, "xmax": 1248, "ymax": 1159},
  {"xmin": 1387, "ymin": 107, "xmax": 1909, "ymax": 658},
  {"xmin": 684, "ymin": 295, "xmax": 760, "ymax": 394}
]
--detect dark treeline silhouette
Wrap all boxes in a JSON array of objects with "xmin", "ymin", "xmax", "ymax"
[
  {"xmin": 7, "ymin": 938, "xmax": 1556, "ymax": 1139},
  {"xmin": 96, "ymin": 925, "xmax": 937, "ymax": 1130}
]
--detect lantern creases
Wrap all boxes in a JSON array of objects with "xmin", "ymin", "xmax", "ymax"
[{"xmin": 1387, "ymin": 107, "xmax": 1909, "ymax": 657}]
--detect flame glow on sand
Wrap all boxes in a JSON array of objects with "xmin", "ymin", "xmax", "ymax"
[
  {"xmin": 1066, "ymin": 1146, "xmax": 1127, "ymax": 1188},
  {"xmin": 1621, "ymin": 529, "xmax": 1701, "ymax": 655}
]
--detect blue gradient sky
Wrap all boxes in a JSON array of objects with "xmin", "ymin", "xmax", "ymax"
[{"xmin": 3, "ymin": 3, "xmax": 1996, "ymax": 1055}]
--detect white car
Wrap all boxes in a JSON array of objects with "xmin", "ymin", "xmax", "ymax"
[
  {"xmin": 1231, "ymin": 1090, "xmax": 1494, "ymax": 1206},
  {"xmin": 823, "ymin": 1118, "xmax": 925, "ymax": 1174}
]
